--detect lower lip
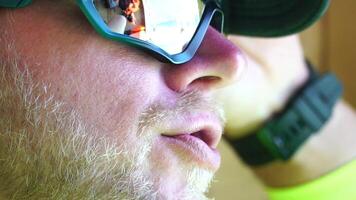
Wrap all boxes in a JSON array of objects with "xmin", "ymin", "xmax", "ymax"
[{"xmin": 161, "ymin": 134, "xmax": 221, "ymax": 171}]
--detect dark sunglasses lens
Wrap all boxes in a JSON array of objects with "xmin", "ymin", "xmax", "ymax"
[{"xmin": 93, "ymin": 0, "xmax": 205, "ymax": 55}]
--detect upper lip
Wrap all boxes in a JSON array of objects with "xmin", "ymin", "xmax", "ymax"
[{"xmin": 160, "ymin": 113, "xmax": 223, "ymax": 149}]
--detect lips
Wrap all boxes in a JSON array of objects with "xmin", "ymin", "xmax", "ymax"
[
  {"xmin": 191, "ymin": 130, "xmax": 217, "ymax": 149},
  {"xmin": 160, "ymin": 113, "xmax": 223, "ymax": 170},
  {"xmin": 161, "ymin": 134, "xmax": 221, "ymax": 170},
  {"xmin": 161, "ymin": 113, "xmax": 222, "ymax": 148}
]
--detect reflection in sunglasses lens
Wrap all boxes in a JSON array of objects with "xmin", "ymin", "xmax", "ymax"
[{"xmin": 95, "ymin": 0, "xmax": 205, "ymax": 54}]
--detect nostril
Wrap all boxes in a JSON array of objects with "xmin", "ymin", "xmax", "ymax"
[
  {"xmin": 189, "ymin": 76, "xmax": 222, "ymax": 90},
  {"xmin": 195, "ymin": 76, "xmax": 221, "ymax": 82}
]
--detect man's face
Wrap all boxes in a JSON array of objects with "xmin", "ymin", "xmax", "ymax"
[{"xmin": 0, "ymin": 0, "xmax": 243, "ymax": 199}]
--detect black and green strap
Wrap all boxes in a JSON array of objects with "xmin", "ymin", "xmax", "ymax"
[{"xmin": 228, "ymin": 62, "xmax": 343, "ymax": 166}]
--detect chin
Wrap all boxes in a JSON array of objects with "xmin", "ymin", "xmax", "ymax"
[{"xmin": 148, "ymin": 148, "xmax": 215, "ymax": 200}]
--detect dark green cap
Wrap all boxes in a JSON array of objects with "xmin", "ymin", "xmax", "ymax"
[{"xmin": 222, "ymin": 0, "xmax": 330, "ymax": 37}]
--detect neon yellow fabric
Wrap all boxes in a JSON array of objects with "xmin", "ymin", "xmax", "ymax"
[{"xmin": 267, "ymin": 159, "xmax": 356, "ymax": 200}]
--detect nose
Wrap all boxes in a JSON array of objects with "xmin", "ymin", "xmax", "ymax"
[{"xmin": 163, "ymin": 27, "xmax": 245, "ymax": 92}]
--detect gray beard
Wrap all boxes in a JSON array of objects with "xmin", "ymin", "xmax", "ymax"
[
  {"xmin": 0, "ymin": 65, "xmax": 158, "ymax": 199},
  {"xmin": 0, "ymin": 62, "xmax": 218, "ymax": 200}
]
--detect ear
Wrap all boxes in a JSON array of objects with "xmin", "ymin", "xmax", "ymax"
[{"xmin": 0, "ymin": 0, "xmax": 32, "ymax": 8}]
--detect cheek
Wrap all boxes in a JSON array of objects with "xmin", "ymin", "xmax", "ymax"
[
  {"xmin": 57, "ymin": 59, "xmax": 164, "ymax": 139},
  {"xmin": 9, "ymin": 1, "xmax": 168, "ymax": 138}
]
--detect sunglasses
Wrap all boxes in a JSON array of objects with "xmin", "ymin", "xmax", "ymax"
[
  {"xmin": 0, "ymin": 0, "xmax": 224, "ymax": 64},
  {"xmin": 78, "ymin": 0, "xmax": 224, "ymax": 64}
]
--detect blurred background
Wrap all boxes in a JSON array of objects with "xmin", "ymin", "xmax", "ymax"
[{"xmin": 209, "ymin": 0, "xmax": 356, "ymax": 199}]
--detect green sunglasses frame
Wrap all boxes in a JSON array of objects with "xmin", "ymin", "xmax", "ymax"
[
  {"xmin": 0, "ymin": 0, "xmax": 224, "ymax": 64},
  {"xmin": 78, "ymin": 0, "xmax": 224, "ymax": 64}
]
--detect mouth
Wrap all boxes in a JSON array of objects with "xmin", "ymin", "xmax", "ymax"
[{"xmin": 160, "ymin": 113, "xmax": 223, "ymax": 170}]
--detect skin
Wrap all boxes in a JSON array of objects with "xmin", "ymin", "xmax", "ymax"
[
  {"xmin": 217, "ymin": 35, "xmax": 356, "ymax": 188},
  {"xmin": 215, "ymin": 35, "xmax": 308, "ymax": 138},
  {"xmin": 0, "ymin": 0, "xmax": 243, "ymax": 198}
]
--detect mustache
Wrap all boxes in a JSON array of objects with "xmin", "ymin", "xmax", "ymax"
[{"xmin": 137, "ymin": 90, "xmax": 225, "ymax": 135}]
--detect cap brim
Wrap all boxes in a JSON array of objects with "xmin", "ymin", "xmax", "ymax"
[{"xmin": 223, "ymin": 0, "xmax": 330, "ymax": 37}]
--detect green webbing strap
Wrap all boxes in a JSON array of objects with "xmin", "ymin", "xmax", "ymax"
[{"xmin": 268, "ymin": 159, "xmax": 356, "ymax": 200}]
